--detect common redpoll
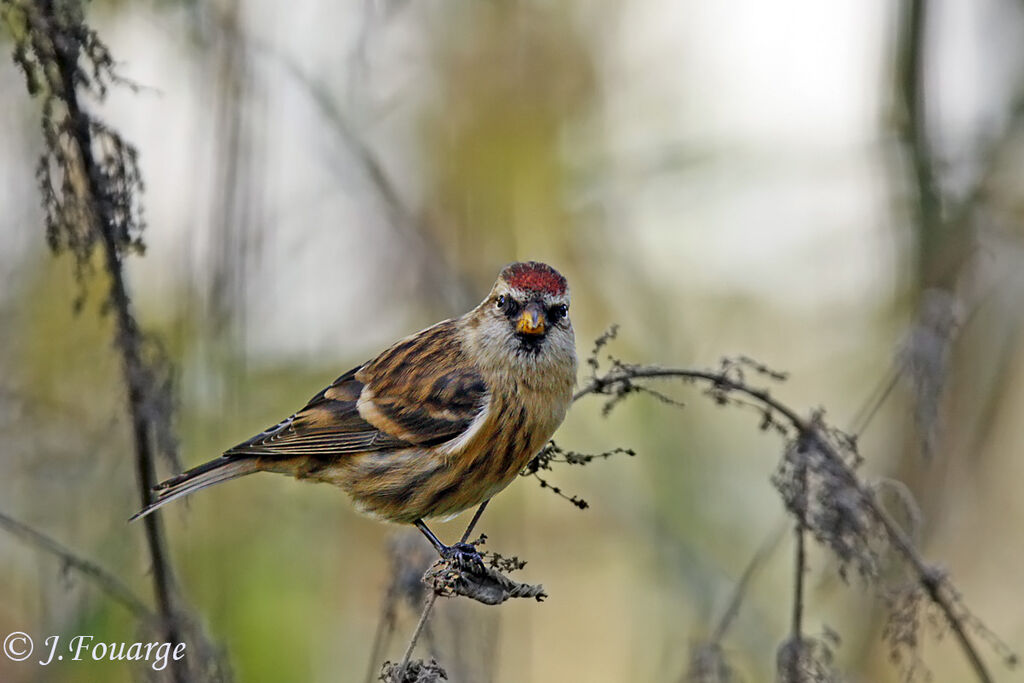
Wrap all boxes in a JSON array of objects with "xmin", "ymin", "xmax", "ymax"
[{"xmin": 132, "ymin": 261, "xmax": 577, "ymax": 559}]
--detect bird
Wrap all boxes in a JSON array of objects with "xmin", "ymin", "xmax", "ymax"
[{"xmin": 131, "ymin": 261, "xmax": 577, "ymax": 562}]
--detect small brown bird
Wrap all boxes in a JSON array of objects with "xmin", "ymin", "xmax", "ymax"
[{"xmin": 132, "ymin": 261, "xmax": 577, "ymax": 560}]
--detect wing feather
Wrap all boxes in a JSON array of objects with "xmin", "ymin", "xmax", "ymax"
[
  {"xmin": 224, "ymin": 319, "xmax": 488, "ymax": 460},
  {"xmin": 356, "ymin": 319, "xmax": 488, "ymax": 446},
  {"xmin": 223, "ymin": 366, "xmax": 410, "ymax": 459}
]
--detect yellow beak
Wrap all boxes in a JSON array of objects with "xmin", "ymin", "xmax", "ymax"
[{"xmin": 516, "ymin": 305, "xmax": 546, "ymax": 335}]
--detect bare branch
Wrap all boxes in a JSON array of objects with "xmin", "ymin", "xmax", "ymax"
[
  {"xmin": 3, "ymin": 3, "xmax": 221, "ymax": 680},
  {"xmin": 575, "ymin": 358, "xmax": 1013, "ymax": 682},
  {"xmin": 712, "ymin": 525, "xmax": 786, "ymax": 644},
  {"xmin": 246, "ymin": 37, "xmax": 476, "ymax": 312},
  {"xmin": 786, "ymin": 439, "xmax": 810, "ymax": 683},
  {"xmin": 365, "ymin": 533, "xmax": 435, "ymax": 683},
  {"xmin": 394, "ymin": 500, "xmax": 491, "ymax": 681},
  {"xmin": 0, "ymin": 509, "xmax": 154, "ymax": 622},
  {"xmin": 896, "ymin": 0, "xmax": 943, "ymax": 277},
  {"xmin": 684, "ymin": 525, "xmax": 786, "ymax": 683}
]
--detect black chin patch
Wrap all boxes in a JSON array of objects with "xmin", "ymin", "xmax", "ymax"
[{"xmin": 514, "ymin": 332, "xmax": 545, "ymax": 354}]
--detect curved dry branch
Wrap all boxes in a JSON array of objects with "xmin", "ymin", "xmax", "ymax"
[{"xmin": 574, "ymin": 359, "xmax": 1010, "ymax": 683}]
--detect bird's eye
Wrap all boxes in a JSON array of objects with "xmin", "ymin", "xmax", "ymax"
[
  {"xmin": 549, "ymin": 304, "xmax": 568, "ymax": 322},
  {"xmin": 495, "ymin": 295, "xmax": 507, "ymax": 309}
]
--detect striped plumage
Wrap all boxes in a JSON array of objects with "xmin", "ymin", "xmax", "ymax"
[{"xmin": 132, "ymin": 262, "xmax": 576, "ymax": 540}]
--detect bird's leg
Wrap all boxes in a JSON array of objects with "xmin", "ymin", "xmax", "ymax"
[
  {"xmin": 459, "ymin": 499, "xmax": 489, "ymax": 544},
  {"xmin": 414, "ymin": 519, "xmax": 448, "ymax": 555},
  {"xmin": 414, "ymin": 513, "xmax": 486, "ymax": 571},
  {"xmin": 414, "ymin": 519, "xmax": 484, "ymax": 567}
]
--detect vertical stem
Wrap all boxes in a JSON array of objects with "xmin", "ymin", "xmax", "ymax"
[
  {"xmin": 898, "ymin": 0, "xmax": 939, "ymax": 233},
  {"xmin": 396, "ymin": 500, "xmax": 491, "ymax": 680},
  {"xmin": 396, "ymin": 592, "xmax": 439, "ymax": 680},
  {"xmin": 363, "ymin": 590, "xmax": 397, "ymax": 683},
  {"xmin": 789, "ymin": 455, "xmax": 809, "ymax": 682},
  {"xmin": 43, "ymin": 4, "xmax": 186, "ymax": 680},
  {"xmin": 896, "ymin": 0, "xmax": 965, "ymax": 290}
]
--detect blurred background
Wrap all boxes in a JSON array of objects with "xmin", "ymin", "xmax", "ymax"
[{"xmin": 1, "ymin": 0, "xmax": 1023, "ymax": 681}]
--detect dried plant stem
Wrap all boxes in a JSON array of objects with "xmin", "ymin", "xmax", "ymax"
[
  {"xmin": 0, "ymin": 510, "xmax": 155, "ymax": 622},
  {"xmin": 396, "ymin": 592, "xmax": 439, "ymax": 680},
  {"xmin": 897, "ymin": 0, "xmax": 941, "ymax": 262},
  {"xmin": 364, "ymin": 592, "xmax": 398, "ymax": 683},
  {"xmin": 396, "ymin": 500, "xmax": 490, "ymax": 680},
  {"xmin": 575, "ymin": 364, "xmax": 996, "ymax": 683},
  {"xmin": 711, "ymin": 524, "xmax": 786, "ymax": 644},
  {"xmin": 254, "ymin": 43, "xmax": 475, "ymax": 312},
  {"xmin": 788, "ymin": 456, "xmax": 808, "ymax": 682},
  {"xmin": 895, "ymin": 0, "xmax": 1024, "ymax": 290},
  {"xmin": 38, "ymin": 6, "xmax": 185, "ymax": 680}
]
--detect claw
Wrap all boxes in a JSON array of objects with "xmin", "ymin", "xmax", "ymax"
[
  {"xmin": 414, "ymin": 517, "xmax": 487, "ymax": 572},
  {"xmin": 442, "ymin": 541, "xmax": 486, "ymax": 572}
]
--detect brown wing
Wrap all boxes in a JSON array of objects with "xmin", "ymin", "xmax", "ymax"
[
  {"xmin": 355, "ymin": 319, "xmax": 489, "ymax": 447},
  {"xmin": 224, "ymin": 320, "xmax": 488, "ymax": 459},
  {"xmin": 223, "ymin": 366, "xmax": 411, "ymax": 458}
]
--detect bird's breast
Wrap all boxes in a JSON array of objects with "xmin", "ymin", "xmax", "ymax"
[
  {"xmin": 328, "ymin": 362, "xmax": 574, "ymax": 524},
  {"xmin": 458, "ymin": 378, "xmax": 570, "ymax": 480}
]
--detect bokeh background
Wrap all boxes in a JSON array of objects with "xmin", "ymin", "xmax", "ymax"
[{"xmin": 2, "ymin": 0, "xmax": 1024, "ymax": 681}]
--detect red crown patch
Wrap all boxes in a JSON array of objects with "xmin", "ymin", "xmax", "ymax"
[{"xmin": 500, "ymin": 261, "xmax": 567, "ymax": 296}]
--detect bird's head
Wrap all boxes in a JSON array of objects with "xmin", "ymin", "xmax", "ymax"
[{"xmin": 465, "ymin": 262, "xmax": 576, "ymax": 374}]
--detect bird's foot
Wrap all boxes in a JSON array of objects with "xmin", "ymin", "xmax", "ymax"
[{"xmin": 441, "ymin": 541, "xmax": 486, "ymax": 573}]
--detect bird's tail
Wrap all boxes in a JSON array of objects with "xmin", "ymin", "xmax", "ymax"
[{"xmin": 129, "ymin": 457, "xmax": 260, "ymax": 522}]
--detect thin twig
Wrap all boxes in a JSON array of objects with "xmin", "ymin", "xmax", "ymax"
[
  {"xmin": 15, "ymin": 3, "xmax": 187, "ymax": 679},
  {"xmin": 710, "ymin": 522, "xmax": 787, "ymax": 643},
  {"xmin": 848, "ymin": 364, "xmax": 900, "ymax": 436},
  {"xmin": 364, "ymin": 578, "xmax": 399, "ymax": 683},
  {"xmin": 364, "ymin": 532, "xmax": 439, "ymax": 683},
  {"xmin": 0, "ymin": 510, "xmax": 155, "ymax": 622},
  {"xmin": 575, "ymin": 363, "xmax": 999, "ymax": 683},
  {"xmin": 59, "ymin": 57, "xmax": 185, "ymax": 683},
  {"xmin": 895, "ymin": 0, "xmax": 1024, "ymax": 289},
  {"xmin": 364, "ymin": 588, "xmax": 398, "ymax": 683},
  {"xmin": 396, "ymin": 500, "xmax": 491, "ymax": 680},
  {"xmin": 788, "ymin": 447, "xmax": 809, "ymax": 682},
  {"xmin": 247, "ymin": 39, "xmax": 475, "ymax": 312},
  {"xmin": 897, "ymin": 0, "xmax": 943, "ymax": 282},
  {"xmin": 395, "ymin": 592, "xmax": 439, "ymax": 681}
]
